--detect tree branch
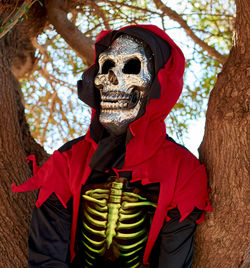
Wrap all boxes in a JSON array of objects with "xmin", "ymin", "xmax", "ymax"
[
  {"xmin": 0, "ymin": 1, "xmax": 38, "ymax": 39},
  {"xmin": 40, "ymin": 90, "xmax": 57, "ymax": 146},
  {"xmin": 45, "ymin": 0, "xmax": 95, "ymax": 66},
  {"xmin": 97, "ymin": 0, "xmax": 162, "ymax": 16},
  {"xmin": 153, "ymin": 0, "xmax": 227, "ymax": 64},
  {"xmin": 90, "ymin": 2, "xmax": 111, "ymax": 30}
]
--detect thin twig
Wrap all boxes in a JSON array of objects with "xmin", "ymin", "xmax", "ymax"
[
  {"xmin": 153, "ymin": 0, "xmax": 227, "ymax": 64},
  {"xmin": 94, "ymin": 0, "xmax": 162, "ymax": 16},
  {"xmin": 90, "ymin": 2, "xmax": 111, "ymax": 30},
  {"xmin": 0, "ymin": 0, "xmax": 39, "ymax": 39},
  {"xmin": 40, "ymin": 91, "xmax": 57, "ymax": 145}
]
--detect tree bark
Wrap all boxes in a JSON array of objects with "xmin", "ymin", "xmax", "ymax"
[
  {"xmin": 194, "ymin": 0, "xmax": 249, "ymax": 267},
  {"xmin": 0, "ymin": 4, "xmax": 48, "ymax": 266},
  {"xmin": 0, "ymin": 29, "xmax": 36, "ymax": 267}
]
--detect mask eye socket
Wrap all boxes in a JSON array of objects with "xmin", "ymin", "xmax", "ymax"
[
  {"xmin": 101, "ymin": 59, "xmax": 115, "ymax": 74},
  {"xmin": 122, "ymin": 58, "xmax": 141, "ymax": 74}
]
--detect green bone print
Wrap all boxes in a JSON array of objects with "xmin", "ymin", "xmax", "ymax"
[{"xmin": 81, "ymin": 179, "xmax": 156, "ymax": 267}]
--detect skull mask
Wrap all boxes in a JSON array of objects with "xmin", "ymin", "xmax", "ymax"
[{"xmin": 94, "ymin": 35, "xmax": 154, "ymax": 136}]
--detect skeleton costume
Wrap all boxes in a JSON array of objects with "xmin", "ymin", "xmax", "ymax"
[{"xmin": 12, "ymin": 25, "xmax": 212, "ymax": 268}]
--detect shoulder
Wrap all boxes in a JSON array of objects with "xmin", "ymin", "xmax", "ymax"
[
  {"xmin": 166, "ymin": 135, "xmax": 191, "ymax": 154},
  {"xmin": 164, "ymin": 134, "xmax": 201, "ymax": 167},
  {"xmin": 58, "ymin": 135, "xmax": 86, "ymax": 153}
]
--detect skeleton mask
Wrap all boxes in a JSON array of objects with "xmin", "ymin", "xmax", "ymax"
[{"xmin": 94, "ymin": 35, "xmax": 154, "ymax": 136}]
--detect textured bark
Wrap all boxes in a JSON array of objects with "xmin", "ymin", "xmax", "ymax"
[
  {"xmin": 0, "ymin": 4, "xmax": 48, "ymax": 267},
  {"xmin": 0, "ymin": 30, "xmax": 35, "ymax": 267},
  {"xmin": 11, "ymin": 38, "xmax": 37, "ymax": 79},
  {"xmin": 194, "ymin": 0, "xmax": 250, "ymax": 267}
]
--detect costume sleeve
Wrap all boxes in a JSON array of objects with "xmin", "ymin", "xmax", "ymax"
[
  {"xmin": 28, "ymin": 193, "xmax": 72, "ymax": 268},
  {"xmin": 12, "ymin": 150, "xmax": 72, "ymax": 208},
  {"xmin": 150, "ymin": 207, "xmax": 202, "ymax": 268}
]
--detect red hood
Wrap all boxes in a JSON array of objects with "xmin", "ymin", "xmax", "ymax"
[{"xmin": 79, "ymin": 24, "xmax": 185, "ymax": 167}]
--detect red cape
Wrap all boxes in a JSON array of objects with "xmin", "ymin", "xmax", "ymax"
[{"xmin": 12, "ymin": 25, "xmax": 212, "ymax": 265}]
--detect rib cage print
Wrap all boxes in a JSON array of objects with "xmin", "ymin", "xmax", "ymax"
[{"xmin": 79, "ymin": 177, "xmax": 156, "ymax": 267}]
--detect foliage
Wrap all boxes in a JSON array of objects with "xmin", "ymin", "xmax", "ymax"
[{"xmin": 21, "ymin": 0, "xmax": 235, "ymax": 151}]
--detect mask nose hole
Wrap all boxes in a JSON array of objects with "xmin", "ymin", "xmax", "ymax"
[{"xmin": 108, "ymin": 70, "xmax": 118, "ymax": 85}]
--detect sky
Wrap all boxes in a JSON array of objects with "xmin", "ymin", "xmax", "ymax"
[
  {"xmin": 182, "ymin": 118, "xmax": 205, "ymax": 156},
  {"xmin": 148, "ymin": 5, "xmax": 210, "ymax": 157},
  {"xmin": 164, "ymin": 26, "xmax": 207, "ymax": 157}
]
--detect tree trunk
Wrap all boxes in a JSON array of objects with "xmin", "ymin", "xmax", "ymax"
[
  {"xmin": 0, "ymin": 4, "xmax": 47, "ymax": 265},
  {"xmin": 0, "ymin": 30, "xmax": 35, "ymax": 267},
  {"xmin": 194, "ymin": 0, "xmax": 249, "ymax": 267}
]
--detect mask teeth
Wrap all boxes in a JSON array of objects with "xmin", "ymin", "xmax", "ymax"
[
  {"xmin": 101, "ymin": 101, "xmax": 128, "ymax": 110},
  {"xmin": 101, "ymin": 91, "xmax": 130, "ymax": 101}
]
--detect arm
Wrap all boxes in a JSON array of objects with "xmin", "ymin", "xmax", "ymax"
[
  {"xmin": 28, "ymin": 193, "xmax": 72, "ymax": 268},
  {"xmin": 150, "ymin": 207, "xmax": 202, "ymax": 268}
]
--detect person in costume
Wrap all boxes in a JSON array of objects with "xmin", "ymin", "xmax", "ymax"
[{"xmin": 12, "ymin": 25, "xmax": 212, "ymax": 268}]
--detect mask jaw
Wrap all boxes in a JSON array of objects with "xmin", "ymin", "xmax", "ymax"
[
  {"xmin": 99, "ymin": 97, "xmax": 146, "ymax": 136},
  {"xmin": 94, "ymin": 34, "xmax": 154, "ymax": 136}
]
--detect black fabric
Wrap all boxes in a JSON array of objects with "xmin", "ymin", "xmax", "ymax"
[
  {"xmin": 28, "ymin": 193, "xmax": 72, "ymax": 268},
  {"xmin": 149, "ymin": 208, "xmax": 202, "ymax": 268},
  {"xmin": 28, "ymin": 191, "xmax": 202, "ymax": 268},
  {"xmin": 72, "ymin": 179, "xmax": 153, "ymax": 267},
  {"xmin": 58, "ymin": 135, "xmax": 86, "ymax": 153},
  {"xmin": 89, "ymin": 132, "xmax": 127, "ymax": 171}
]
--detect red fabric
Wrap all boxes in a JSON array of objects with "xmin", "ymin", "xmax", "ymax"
[{"xmin": 12, "ymin": 25, "xmax": 212, "ymax": 264}]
